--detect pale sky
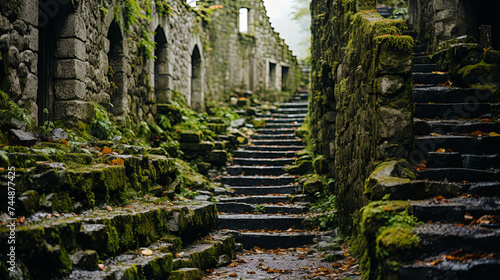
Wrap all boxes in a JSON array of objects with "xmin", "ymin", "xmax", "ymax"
[{"xmin": 189, "ymin": 0, "xmax": 310, "ymax": 59}]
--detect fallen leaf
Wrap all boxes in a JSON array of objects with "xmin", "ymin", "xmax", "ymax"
[
  {"xmin": 98, "ymin": 264, "xmax": 105, "ymax": 271},
  {"xmin": 141, "ymin": 249, "xmax": 153, "ymax": 256},
  {"xmin": 106, "ymin": 205, "xmax": 113, "ymax": 212},
  {"xmin": 489, "ymin": 132, "xmax": 499, "ymax": 136},
  {"xmin": 228, "ymin": 273, "xmax": 237, "ymax": 277},
  {"xmin": 247, "ymin": 271, "xmax": 256, "ymax": 274}
]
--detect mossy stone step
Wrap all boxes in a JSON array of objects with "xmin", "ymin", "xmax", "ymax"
[
  {"xmin": 413, "ymin": 223, "xmax": 500, "ymax": 259},
  {"xmin": 217, "ymin": 194, "xmax": 309, "ymax": 205},
  {"xmin": 223, "ymin": 184, "xmax": 301, "ymax": 196},
  {"xmin": 227, "ymin": 166, "xmax": 286, "ymax": 176},
  {"xmin": 417, "ymin": 168, "xmax": 500, "ymax": 182},
  {"xmin": 236, "ymin": 231, "xmax": 318, "ymax": 249},
  {"xmin": 425, "ymin": 119, "xmax": 500, "ymax": 134},
  {"xmin": 271, "ymin": 107, "xmax": 309, "ymax": 114},
  {"xmin": 244, "ymin": 145, "xmax": 304, "ymax": 151},
  {"xmin": 398, "ymin": 258, "xmax": 500, "ymax": 280},
  {"xmin": 412, "ymin": 72, "xmax": 450, "ymax": 84},
  {"xmin": 413, "ymin": 55, "xmax": 432, "ymax": 64},
  {"xmin": 0, "ymin": 203, "xmax": 218, "ymax": 278},
  {"xmin": 427, "ymin": 152, "xmax": 500, "ymax": 169},
  {"xmin": 252, "ymin": 133, "xmax": 298, "ymax": 140},
  {"xmin": 264, "ymin": 122, "xmax": 304, "ymax": 128},
  {"xmin": 231, "ymin": 157, "xmax": 295, "ymax": 166},
  {"xmin": 251, "ymin": 139, "xmax": 303, "ymax": 146},
  {"xmin": 412, "ymin": 86, "xmax": 489, "ymax": 103},
  {"xmin": 412, "ymin": 197, "xmax": 500, "ymax": 224},
  {"xmin": 412, "ymin": 63, "xmax": 438, "ymax": 72},
  {"xmin": 219, "ymin": 175, "xmax": 296, "ymax": 186},
  {"xmin": 262, "ymin": 118, "xmax": 305, "ymax": 124},
  {"xmin": 216, "ymin": 202, "xmax": 306, "ymax": 214},
  {"xmin": 276, "ymin": 102, "xmax": 309, "ymax": 108},
  {"xmin": 415, "ymin": 135, "xmax": 500, "ymax": 155},
  {"xmin": 255, "ymin": 128, "xmax": 296, "ymax": 134},
  {"xmin": 218, "ymin": 214, "xmax": 306, "ymax": 230},
  {"xmin": 233, "ymin": 149, "xmax": 299, "ymax": 158}
]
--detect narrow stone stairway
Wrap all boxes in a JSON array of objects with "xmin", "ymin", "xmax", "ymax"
[
  {"xmin": 216, "ymin": 91, "xmax": 320, "ymax": 250},
  {"xmin": 397, "ymin": 37, "xmax": 500, "ymax": 278}
]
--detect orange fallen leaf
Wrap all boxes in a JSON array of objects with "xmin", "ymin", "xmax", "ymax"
[
  {"xmin": 141, "ymin": 249, "xmax": 153, "ymax": 256},
  {"xmin": 98, "ymin": 264, "xmax": 106, "ymax": 271}
]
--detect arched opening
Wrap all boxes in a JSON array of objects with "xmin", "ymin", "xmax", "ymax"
[
  {"xmin": 154, "ymin": 27, "xmax": 170, "ymax": 103},
  {"xmin": 190, "ymin": 45, "xmax": 203, "ymax": 112},
  {"xmin": 107, "ymin": 22, "xmax": 127, "ymax": 117},
  {"xmin": 239, "ymin": 8, "xmax": 249, "ymax": 33}
]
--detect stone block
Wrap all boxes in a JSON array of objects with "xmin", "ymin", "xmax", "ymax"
[
  {"xmin": 54, "ymin": 100, "xmax": 94, "ymax": 121},
  {"xmin": 168, "ymin": 268, "xmax": 202, "ymax": 280},
  {"xmin": 204, "ymin": 150, "xmax": 228, "ymax": 165},
  {"xmin": 23, "ymin": 73, "xmax": 38, "ymax": 100},
  {"xmin": 376, "ymin": 36, "xmax": 413, "ymax": 74},
  {"xmin": 8, "ymin": 46, "xmax": 20, "ymax": 67},
  {"xmin": 375, "ymin": 75, "xmax": 404, "ymax": 95},
  {"xmin": 180, "ymin": 131, "xmax": 203, "ymax": 143},
  {"xmin": 55, "ymin": 38, "xmax": 87, "ymax": 60},
  {"xmin": 434, "ymin": 0, "xmax": 457, "ymax": 11},
  {"xmin": 0, "ymin": 34, "xmax": 9, "ymax": 50},
  {"xmin": 54, "ymin": 79, "xmax": 86, "ymax": 100},
  {"xmin": 57, "ymin": 13, "xmax": 87, "ymax": 41},
  {"xmin": 180, "ymin": 141, "xmax": 215, "ymax": 151},
  {"xmin": 54, "ymin": 59, "xmax": 87, "ymax": 81},
  {"xmin": 27, "ymin": 25, "xmax": 39, "ymax": 51},
  {"xmin": 435, "ymin": 9, "xmax": 454, "ymax": 22},
  {"xmin": 18, "ymin": 0, "xmax": 38, "ymax": 26},
  {"xmin": 378, "ymin": 107, "xmax": 412, "ymax": 142}
]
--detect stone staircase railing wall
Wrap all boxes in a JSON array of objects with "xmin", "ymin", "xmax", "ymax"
[{"xmin": 309, "ymin": 0, "xmax": 414, "ymax": 234}]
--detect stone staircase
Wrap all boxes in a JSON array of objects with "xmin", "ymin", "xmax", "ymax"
[
  {"xmin": 395, "ymin": 36, "xmax": 500, "ymax": 278},
  {"xmin": 216, "ymin": 91, "xmax": 323, "ymax": 250}
]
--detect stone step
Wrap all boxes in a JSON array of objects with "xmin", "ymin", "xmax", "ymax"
[
  {"xmin": 412, "ymin": 64, "xmax": 438, "ymax": 72},
  {"xmin": 244, "ymin": 145, "xmax": 304, "ymax": 151},
  {"xmin": 220, "ymin": 175, "xmax": 297, "ymax": 186},
  {"xmin": 271, "ymin": 108, "xmax": 309, "ymax": 114},
  {"xmin": 466, "ymin": 181, "xmax": 500, "ymax": 197},
  {"xmin": 417, "ymin": 168, "xmax": 500, "ymax": 182},
  {"xmin": 427, "ymin": 152, "xmax": 500, "ymax": 169},
  {"xmin": 233, "ymin": 149, "xmax": 299, "ymax": 158},
  {"xmin": 257, "ymin": 113, "xmax": 307, "ymax": 119},
  {"xmin": 412, "ymin": 86, "xmax": 490, "ymax": 103},
  {"xmin": 218, "ymin": 214, "xmax": 306, "ymax": 230},
  {"xmin": 265, "ymin": 122, "xmax": 304, "ymax": 128},
  {"xmin": 413, "ymin": 223, "xmax": 500, "ymax": 259},
  {"xmin": 263, "ymin": 118, "xmax": 305, "ymax": 124},
  {"xmin": 226, "ymin": 166, "xmax": 286, "ymax": 176},
  {"xmin": 276, "ymin": 102, "xmax": 309, "ymax": 108},
  {"xmin": 412, "ymin": 44, "xmax": 426, "ymax": 53},
  {"xmin": 251, "ymin": 139, "xmax": 303, "ymax": 146},
  {"xmin": 413, "ymin": 55, "xmax": 432, "ymax": 64},
  {"xmin": 216, "ymin": 202, "xmax": 307, "ymax": 214},
  {"xmin": 256, "ymin": 128, "xmax": 297, "ymax": 134},
  {"xmin": 218, "ymin": 194, "xmax": 309, "ymax": 205},
  {"xmin": 252, "ymin": 133, "xmax": 298, "ymax": 140},
  {"xmin": 412, "ymin": 72, "xmax": 450, "ymax": 85},
  {"xmin": 415, "ymin": 103, "xmax": 492, "ymax": 119},
  {"xmin": 415, "ymin": 135, "xmax": 500, "ymax": 155},
  {"xmin": 232, "ymin": 157, "xmax": 295, "ymax": 166},
  {"xmin": 0, "ymin": 202, "xmax": 218, "ymax": 279},
  {"xmin": 412, "ymin": 197, "xmax": 500, "ymax": 224},
  {"xmin": 225, "ymin": 185, "xmax": 300, "ymax": 196},
  {"xmin": 426, "ymin": 120, "xmax": 500, "ymax": 134},
  {"xmin": 236, "ymin": 232, "xmax": 317, "ymax": 249},
  {"xmin": 398, "ymin": 258, "xmax": 500, "ymax": 280}
]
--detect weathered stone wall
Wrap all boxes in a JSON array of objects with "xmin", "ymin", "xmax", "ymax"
[
  {"xmin": 310, "ymin": 0, "xmax": 414, "ymax": 234},
  {"xmin": 0, "ymin": 0, "xmax": 297, "ymax": 128},
  {"xmin": 409, "ymin": 0, "xmax": 500, "ymax": 52},
  {"xmin": 203, "ymin": 0, "xmax": 298, "ymax": 99}
]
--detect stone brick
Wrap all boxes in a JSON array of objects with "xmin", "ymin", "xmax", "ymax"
[
  {"xmin": 27, "ymin": 25, "xmax": 38, "ymax": 51},
  {"xmin": 55, "ymin": 38, "xmax": 87, "ymax": 60},
  {"xmin": 23, "ymin": 73, "xmax": 38, "ymax": 100},
  {"xmin": 54, "ymin": 100, "xmax": 94, "ymax": 121},
  {"xmin": 18, "ymin": 0, "xmax": 38, "ymax": 26},
  {"xmin": 54, "ymin": 79, "xmax": 86, "ymax": 100},
  {"xmin": 57, "ymin": 13, "xmax": 87, "ymax": 41},
  {"xmin": 54, "ymin": 59, "xmax": 87, "ymax": 81}
]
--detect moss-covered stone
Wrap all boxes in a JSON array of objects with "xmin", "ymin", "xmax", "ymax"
[{"xmin": 168, "ymin": 268, "xmax": 202, "ymax": 280}]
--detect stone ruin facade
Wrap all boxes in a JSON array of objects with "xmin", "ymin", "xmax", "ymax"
[{"xmin": 0, "ymin": 0, "xmax": 298, "ymax": 126}]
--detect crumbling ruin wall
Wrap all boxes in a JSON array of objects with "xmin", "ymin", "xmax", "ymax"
[
  {"xmin": 310, "ymin": 0, "xmax": 414, "ymax": 234},
  {"xmin": 203, "ymin": 0, "xmax": 298, "ymax": 99},
  {"xmin": 0, "ymin": 0, "xmax": 297, "ymax": 129}
]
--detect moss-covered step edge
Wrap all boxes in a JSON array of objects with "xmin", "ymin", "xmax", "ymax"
[
  {"xmin": 0, "ymin": 202, "xmax": 218, "ymax": 278},
  {"xmin": 0, "ymin": 154, "xmax": 178, "ymax": 214},
  {"xmin": 364, "ymin": 160, "xmax": 462, "ymax": 201},
  {"xmin": 63, "ymin": 234, "xmax": 235, "ymax": 280}
]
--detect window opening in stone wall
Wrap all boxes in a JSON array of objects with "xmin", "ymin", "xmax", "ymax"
[
  {"xmin": 269, "ymin": 62, "xmax": 277, "ymax": 89},
  {"xmin": 107, "ymin": 22, "xmax": 127, "ymax": 117},
  {"xmin": 282, "ymin": 66, "xmax": 290, "ymax": 91},
  {"xmin": 239, "ymin": 8, "xmax": 249, "ymax": 33},
  {"xmin": 191, "ymin": 45, "xmax": 203, "ymax": 112},
  {"xmin": 154, "ymin": 27, "xmax": 169, "ymax": 103}
]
